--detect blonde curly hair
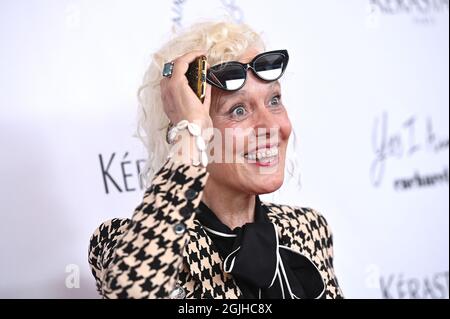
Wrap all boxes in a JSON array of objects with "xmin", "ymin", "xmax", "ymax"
[{"xmin": 136, "ymin": 21, "xmax": 265, "ymax": 186}]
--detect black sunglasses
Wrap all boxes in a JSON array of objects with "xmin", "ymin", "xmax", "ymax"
[{"xmin": 206, "ymin": 49, "xmax": 289, "ymax": 91}]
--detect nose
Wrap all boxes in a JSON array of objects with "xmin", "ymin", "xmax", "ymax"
[
  {"xmin": 249, "ymin": 96, "xmax": 280, "ymax": 149},
  {"xmin": 244, "ymin": 72, "xmax": 281, "ymax": 142},
  {"xmin": 254, "ymin": 107, "xmax": 280, "ymax": 142}
]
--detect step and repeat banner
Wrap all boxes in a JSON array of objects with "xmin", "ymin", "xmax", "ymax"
[{"xmin": 0, "ymin": 0, "xmax": 448, "ymax": 298}]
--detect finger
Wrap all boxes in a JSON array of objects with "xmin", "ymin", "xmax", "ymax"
[
  {"xmin": 203, "ymin": 83, "xmax": 212, "ymax": 108},
  {"xmin": 171, "ymin": 50, "xmax": 207, "ymax": 79}
]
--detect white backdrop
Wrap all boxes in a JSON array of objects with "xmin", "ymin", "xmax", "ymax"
[{"xmin": 0, "ymin": 0, "xmax": 448, "ymax": 298}]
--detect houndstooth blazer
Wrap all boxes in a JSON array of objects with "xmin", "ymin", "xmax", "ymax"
[{"xmin": 88, "ymin": 158, "xmax": 344, "ymax": 299}]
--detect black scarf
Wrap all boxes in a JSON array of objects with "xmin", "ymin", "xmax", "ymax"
[{"xmin": 196, "ymin": 196, "xmax": 326, "ymax": 299}]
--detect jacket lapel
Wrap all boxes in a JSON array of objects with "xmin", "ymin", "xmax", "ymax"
[
  {"xmin": 184, "ymin": 219, "xmax": 240, "ymax": 298},
  {"xmin": 264, "ymin": 202, "xmax": 335, "ymax": 297},
  {"xmin": 265, "ymin": 203, "xmax": 294, "ymax": 244}
]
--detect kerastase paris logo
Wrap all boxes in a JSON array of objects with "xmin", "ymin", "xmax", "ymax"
[
  {"xmin": 366, "ymin": 0, "xmax": 449, "ymax": 26},
  {"xmin": 365, "ymin": 265, "xmax": 449, "ymax": 298}
]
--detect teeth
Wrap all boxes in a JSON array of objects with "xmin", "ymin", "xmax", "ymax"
[{"xmin": 244, "ymin": 147, "xmax": 279, "ymax": 161}]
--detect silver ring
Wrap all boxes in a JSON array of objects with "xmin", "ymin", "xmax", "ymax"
[{"xmin": 162, "ymin": 62, "xmax": 175, "ymax": 78}]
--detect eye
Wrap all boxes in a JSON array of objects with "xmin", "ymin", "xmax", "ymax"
[
  {"xmin": 229, "ymin": 105, "xmax": 247, "ymax": 118},
  {"xmin": 269, "ymin": 95, "xmax": 282, "ymax": 107}
]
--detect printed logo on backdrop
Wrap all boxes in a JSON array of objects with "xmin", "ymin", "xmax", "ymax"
[
  {"xmin": 370, "ymin": 112, "xmax": 449, "ymax": 190},
  {"xmin": 366, "ymin": 265, "xmax": 449, "ymax": 298},
  {"xmin": 99, "ymin": 152, "xmax": 147, "ymax": 194},
  {"xmin": 172, "ymin": 0, "xmax": 244, "ymax": 30},
  {"xmin": 366, "ymin": 0, "xmax": 449, "ymax": 27},
  {"xmin": 380, "ymin": 271, "xmax": 449, "ymax": 298}
]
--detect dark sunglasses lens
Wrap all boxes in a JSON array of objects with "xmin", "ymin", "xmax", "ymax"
[
  {"xmin": 208, "ymin": 63, "xmax": 246, "ymax": 90},
  {"xmin": 254, "ymin": 53, "xmax": 286, "ymax": 80}
]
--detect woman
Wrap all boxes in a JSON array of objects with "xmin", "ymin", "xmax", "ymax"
[{"xmin": 88, "ymin": 21, "xmax": 343, "ymax": 299}]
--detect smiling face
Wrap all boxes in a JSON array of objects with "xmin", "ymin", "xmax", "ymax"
[{"xmin": 207, "ymin": 48, "xmax": 292, "ymax": 195}]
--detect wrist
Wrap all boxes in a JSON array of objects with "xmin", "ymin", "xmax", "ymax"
[
  {"xmin": 186, "ymin": 117, "xmax": 212, "ymax": 132},
  {"xmin": 167, "ymin": 120, "xmax": 209, "ymax": 167}
]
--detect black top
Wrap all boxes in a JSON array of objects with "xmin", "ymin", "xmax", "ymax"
[{"xmin": 196, "ymin": 196, "xmax": 326, "ymax": 299}]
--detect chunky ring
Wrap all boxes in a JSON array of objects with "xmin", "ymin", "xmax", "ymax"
[{"xmin": 162, "ymin": 62, "xmax": 175, "ymax": 78}]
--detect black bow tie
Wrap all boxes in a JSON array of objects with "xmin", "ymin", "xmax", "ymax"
[
  {"xmin": 197, "ymin": 198, "xmax": 325, "ymax": 299},
  {"xmin": 220, "ymin": 221, "xmax": 325, "ymax": 299}
]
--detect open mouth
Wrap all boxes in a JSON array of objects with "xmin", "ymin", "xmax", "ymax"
[{"xmin": 243, "ymin": 145, "xmax": 279, "ymax": 166}]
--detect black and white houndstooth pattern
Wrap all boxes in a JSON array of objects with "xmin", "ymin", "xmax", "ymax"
[{"xmin": 88, "ymin": 158, "xmax": 344, "ymax": 299}]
